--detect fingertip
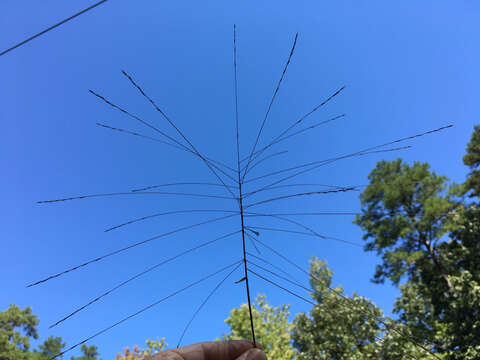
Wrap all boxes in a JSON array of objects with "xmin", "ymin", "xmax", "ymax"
[
  {"xmin": 252, "ymin": 342, "xmax": 264, "ymax": 351},
  {"xmin": 236, "ymin": 348, "xmax": 266, "ymax": 360}
]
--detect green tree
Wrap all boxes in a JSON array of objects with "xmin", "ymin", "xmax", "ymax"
[
  {"xmin": 462, "ymin": 125, "xmax": 480, "ymax": 198},
  {"xmin": 33, "ymin": 336, "xmax": 66, "ymax": 360},
  {"xmin": 292, "ymin": 258, "xmax": 428, "ymax": 360},
  {"xmin": 392, "ymin": 204, "xmax": 480, "ymax": 360},
  {"xmin": 353, "ymin": 159, "xmax": 456, "ymax": 289},
  {"xmin": 354, "ymin": 127, "xmax": 480, "ymax": 359},
  {"xmin": 0, "ymin": 304, "xmax": 39, "ymax": 360},
  {"xmin": 0, "ymin": 305, "xmax": 101, "ymax": 360},
  {"xmin": 115, "ymin": 338, "xmax": 167, "ymax": 360},
  {"xmin": 353, "ymin": 158, "xmax": 456, "ymax": 355},
  {"xmin": 222, "ymin": 294, "xmax": 296, "ymax": 360},
  {"xmin": 70, "ymin": 344, "xmax": 101, "ymax": 360}
]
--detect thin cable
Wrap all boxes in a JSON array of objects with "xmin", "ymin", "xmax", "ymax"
[
  {"xmin": 176, "ymin": 262, "xmax": 242, "ymax": 348},
  {"xmin": 0, "ymin": 1, "xmax": 109, "ymax": 57},
  {"xmin": 50, "ymin": 260, "xmax": 242, "ymax": 360},
  {"xmin": 50, "ymin": 230, "xmax": 241, "ymax": 328}
]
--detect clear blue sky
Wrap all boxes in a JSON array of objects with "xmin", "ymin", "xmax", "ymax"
[{"xmin": 1, "ymin": 1, "xmax": 478, "ymax": 358}]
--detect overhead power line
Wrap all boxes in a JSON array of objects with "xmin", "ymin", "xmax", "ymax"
[{"xmin": 0, "ymin": 0, "xmax": 109, "ymax": 57}]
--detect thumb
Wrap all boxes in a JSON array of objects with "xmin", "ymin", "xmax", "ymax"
[{"xmin": 235, "ymin": 348, "xmax": 267, "ymax": 360}]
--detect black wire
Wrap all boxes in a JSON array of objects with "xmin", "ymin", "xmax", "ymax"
[{"xmin": 1, "ymin": 1, "xmax": 109, "ymax": 57}]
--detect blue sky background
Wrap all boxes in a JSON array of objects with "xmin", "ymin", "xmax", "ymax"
[{"xmin": 1, "ymin": 1, "xmax": 479, "ymax": 358}]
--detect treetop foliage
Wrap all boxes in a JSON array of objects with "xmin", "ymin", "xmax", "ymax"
[
  {"xmin": 0, "ymin": 304, "xmax": 100, "ymax": 360},
  {"xmin": 114, "ymin": 338, "xmax": 166, "ymax": 360},
  {"xmin": 354, "ymin": 159, "xmax": 456, "ymax": 286},
  {"xmin": 462, "ymin": 125, "xmax": 480, "ymax": 198},
  {"xmin": 222, "ymin": 294, "xmax": 296, "ymax": 360}
]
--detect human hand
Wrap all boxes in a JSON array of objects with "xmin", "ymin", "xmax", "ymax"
[{"xmin": 149, "ymin": 340, "xmax": 266, "ymax": 360}]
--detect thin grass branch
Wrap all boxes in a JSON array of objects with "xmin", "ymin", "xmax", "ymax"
[
  {"xmin": 50, "ymin": 260, "xmax": 243, "ymax": 360},
  {"xmin": 50, "ymin": 230, "xmax": 241, "ymax": 328}
]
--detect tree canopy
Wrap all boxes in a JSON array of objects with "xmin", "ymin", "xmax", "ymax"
[
  {"xmin": 114, "ymin": 338, "xmax": 166, "ymax": 360},
  {"xmin": 292, "ymin": 258, "xmax": 433, "ymax": 360},
  {"xmin": 353, "ymin": 125, "xmax": 480, "ymax": 359},
  {"xmin": 0, "ymin": 305, "xmax": 101, "ymax": 360},
  {"xmin": 0, "ymin": 304, "xmax": 39, "ymax": 360},
  {"xmin": 222, "ymin": 294, "xmax": 296, "ymax": 360},
  {"xmin": 354, "ymin": 159, "xmax": 456, "ymax": 288},
  {"xmin": 70, "ymin": 344, "xmax": 101, "ymax": 360},
  {"xmin": 33, "ymin": 336, "xmax": 66, "ymax": 360},
  {"xmin": 462, "ymin": 125, "xmax": 480, "ymax": 198}
]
